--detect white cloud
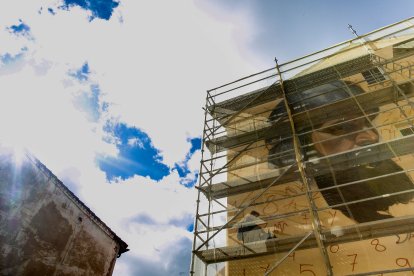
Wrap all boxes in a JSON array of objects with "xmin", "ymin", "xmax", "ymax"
[
  {"xmin": 79, "ymin": 170, "xmax": 196, "ymax": 259},
  {"xmin": 89, "ymin": 0, "xmax": 257, "ymax": 166},
  {"xmin": 1, "ymin": 0, "xmax": 257, "ymax": 164},
  {"xmin": 114, "ymin": 237, "xmax": 193, "ymax": 275},
  {"xmin": 0, "ymin": 0, "xmax": 258, "ymax": 274},
  {"xmin": 127, "ymin": 137, "xmax": 144, "ymax": 148},
  {"xmin": 187, "ymin": 149, "xmax": 202, "ymax": 172}
]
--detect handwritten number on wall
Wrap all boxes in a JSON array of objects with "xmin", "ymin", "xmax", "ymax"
[
  {"xmin": 300, "ymin": 264, "xmax": 316, "ymax": 276},
  {"xmin": 370, "ymin": 239, "xmax": 387, "ymax": 252},
  {"xmin": 395, "ymin": 258, "xmax": 414, "ymax": 274},
  {"xmin": 329, "ymin": 244, "xmax": 339, "ymax": 253},
  {"xmin": 347, "ymin": 254, "xmax": 358, "ymax": 272}
]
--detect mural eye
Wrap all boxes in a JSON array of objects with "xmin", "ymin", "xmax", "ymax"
[{"xmin": 320, "ymin": 125, "xmax": 346, "ymax": 136}]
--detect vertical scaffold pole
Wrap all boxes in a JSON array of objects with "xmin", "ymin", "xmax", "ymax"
[
  {"xmin": 274, "ymin": 58, "xmax": 334, "ymax": 275},
  {"xmin": 204, "ymin": 105, "xmax": 217, "ymax": 276},
  {"xmin": 190, "ymin": 91, "xmax": 213, "ymax": 276}
]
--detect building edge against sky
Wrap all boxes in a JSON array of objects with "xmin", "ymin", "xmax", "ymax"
[
  {"xmin": 0, "ymin": 147, "xmax": 128, "ymax": 275},
  {"xmin": 191, "ymin": 17, "xmax": 414, "ymax": 275}
]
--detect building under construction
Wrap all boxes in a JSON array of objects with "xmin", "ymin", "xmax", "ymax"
[{"xmin": 191, "ymin": 17, "xmax": 414, "ymax": 275}]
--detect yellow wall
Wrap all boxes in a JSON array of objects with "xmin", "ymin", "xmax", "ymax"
[{"xmin": 223, "ymin": 38, "xmax": 414, "ymax": 275}]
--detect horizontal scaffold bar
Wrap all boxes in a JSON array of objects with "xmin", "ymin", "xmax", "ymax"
[
  {"xmin": 206, "ymin": 80, "xmax": 413, "ymax": 154},
  {"xmin": 199, "ymin": 133, "xmax": 414, "ymax": 199},
  {"xmin": 194, "ymin": 215, "xmax": 414, "ymax": 264},
  {"xmin": 209, "ymin": 54, "xmax": 373, "ymax": 119}
]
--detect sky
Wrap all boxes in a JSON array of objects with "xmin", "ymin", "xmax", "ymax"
[{"xmin": 1, "ymin": 1, "xmax": 414, "ymax": 275}]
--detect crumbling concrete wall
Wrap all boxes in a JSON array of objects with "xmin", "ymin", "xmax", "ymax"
[{"xmin": 0, "ymin": 150, "xmax": 120, "ymax": 275}]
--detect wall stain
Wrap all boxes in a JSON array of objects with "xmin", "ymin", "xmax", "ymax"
[
  {"xmin": 30, "ymin": 201, "xmax": 73, "ymax": 253},
  {"xmin": 65, "ymin": 229, "xmax": 106, "ymax": 275}
]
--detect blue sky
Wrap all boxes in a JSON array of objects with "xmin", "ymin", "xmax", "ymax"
[
  {"xmin": 60, "ymin": 0, "xmax": 119, "ymax": 20},
  {"xmin": 1, "ymin": 0, "xmax": 413, "ymax": 275},
  {"xmin": 199, "ymin": 0, "xmax": 414, "ymax": 66}
]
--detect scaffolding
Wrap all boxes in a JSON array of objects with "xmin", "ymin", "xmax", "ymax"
[{"xmin": 191, "ymin": 17, "xmax": 414, "ymax": 276}]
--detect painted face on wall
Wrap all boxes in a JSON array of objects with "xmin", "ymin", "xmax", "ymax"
[{"xmin": 311, "ymin": 116, "xmax": 379, "ymax": 156}]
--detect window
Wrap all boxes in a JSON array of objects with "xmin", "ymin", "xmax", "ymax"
[
  {"xmin": 400, "ymin": 127, "xmax": 414, "ymax": 136},
  {"xmin": 361, "ymin": 67, "xmax": 387, "ymax": 85}
]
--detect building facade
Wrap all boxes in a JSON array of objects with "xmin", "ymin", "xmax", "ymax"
[
  {"xmin": 191, "ymin": 17, "xmax": 414, "ymax": 275},
  {"xmin": 0, "ymin": 148, "xmax": 128, "ymax": 275}
]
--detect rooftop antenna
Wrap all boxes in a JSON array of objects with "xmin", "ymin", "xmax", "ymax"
[
  {"xmin": 348, "ymin": 23, "xmax": 373, "ymax": 54},
  {"xmin": 348, "ymin": 24, "xmax": 359, "ymax": 37}
]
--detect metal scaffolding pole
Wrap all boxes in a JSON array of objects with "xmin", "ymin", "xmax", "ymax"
[
  {"xmin": 190, "ymin": 91, "xmax": 212, "ymax": 276},
  {"xmin": 274, "ymin": 58, "xmax": 334, "ymax": 275}
]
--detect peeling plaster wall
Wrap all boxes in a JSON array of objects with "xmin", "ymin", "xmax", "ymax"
[{"xmin": 0, "ymin": 151, "xmax": 120, "ymax": 275}]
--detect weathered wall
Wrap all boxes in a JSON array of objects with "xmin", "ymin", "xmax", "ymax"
[{"xmin": 0, "ymin": 150, "xmax": 120, "ymax": 275}]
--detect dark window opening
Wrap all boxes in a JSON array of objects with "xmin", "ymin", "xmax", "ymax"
[
  {"xmin": 361, "ymin": 67, "xmax": 386, "ymax": 85},
  {"xmin": 400, "ymin": 127, "xmax": 414, "ymax": 136}
]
